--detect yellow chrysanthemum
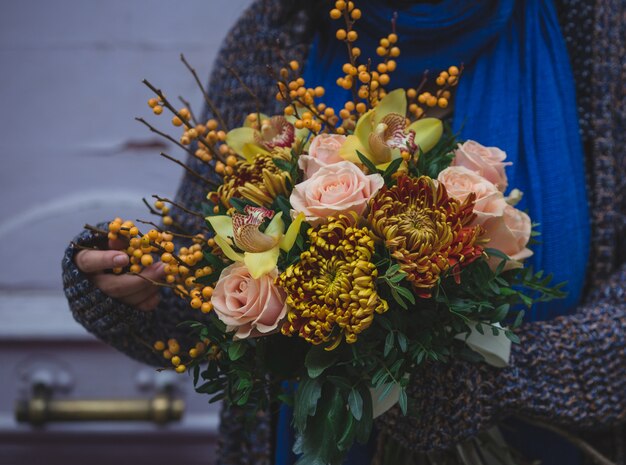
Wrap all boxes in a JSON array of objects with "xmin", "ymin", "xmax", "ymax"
[
  {"xmin": 278, "ymin": 214, "xmax": 388, "ymax": 347},
  {"xmin": 211, "ymin": 148, "xmax": 292, "ymax": 208}
]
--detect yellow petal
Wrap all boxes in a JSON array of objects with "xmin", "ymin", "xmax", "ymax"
[
  {"xmin": 354, "ymin": 109, "xmax": 374, "ymax": 142},
  {"xmin": 226, "ymin": 127, "xmax": 257, "ymax": 157},
  {"xmin": 241, "ymin": 142, "xmax": 269, "ymax": 163},
  {"xmin": 215, "ymin": 235, "xmax": 244, "ymax": 262},
  {"xmin": 373, "ymin": 89, "xmax": 406, "ymax": 126},
  {"xmin": 245, "ymin": 247, "xmax": 280, "ymax": 278},
  {"xmin": 206, "ymin": 215, "xmax": 234, "ymax": 243},
  {"xmin": 264, "ymin": 212, "xmax": 285, "ymax": 239},
  {"xmin": 407, "ymin": 118, "xmax": 443, "ymax": 154},
  {"xmin": 280, "ymin": 212, "xmax": 305, "ymax": 252},
  {"xmin": 339, "ymin": 134, "xmax": 372, "ymax": 164}
]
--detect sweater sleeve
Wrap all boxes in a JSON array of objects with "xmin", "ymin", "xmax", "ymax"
[
  {"xmin": 62, "ymin": 218, "xmax": 209, "ymax": 367},
  {"xmin": 376, "ymin": 263, "xmax": 626, "ymax": 453}
]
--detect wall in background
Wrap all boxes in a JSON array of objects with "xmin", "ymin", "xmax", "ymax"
[
  {"xmin": 0, "ymin": 3, "xmax": 253, "ymax": 464},
  {"xmin": 0, "ymin": 0, "xmax": 253, "ymax": 290}
]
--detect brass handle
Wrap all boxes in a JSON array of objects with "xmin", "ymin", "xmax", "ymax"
[{"xmin": 16, "ymin": 385, "xmax": 184, "ymax": 426}]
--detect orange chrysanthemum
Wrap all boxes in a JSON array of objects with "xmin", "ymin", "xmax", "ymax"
[{"xmin": 368, "ymin": 175, "xmax": 483, "ymax": 298}]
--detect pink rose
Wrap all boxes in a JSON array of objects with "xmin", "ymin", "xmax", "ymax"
[
  {"xmin": 290, "ymin": 161, "xmax": 384, "ymax": 225},
  {"xmin": 452, "ymin": 140, "xmax": 511, "ymax": 192},
  {"xmin": 299, "ymin": 133, "xmax": 346, "ymax": 179},
  {"xmin": 482, "ymin": 205, "xmax": 533, "ymax": 270},
  {"xmin": 437, "ymin": 166, "xmax": 508, "ymax": 225},
  {"xmin": 212, "ymin": 263, "xmax": 287, "ymax": 339}
]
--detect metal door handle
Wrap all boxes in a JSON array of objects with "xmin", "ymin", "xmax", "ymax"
[{"xmin": 15, "ymin": 384, "xmax": 184, "ymax": 426}]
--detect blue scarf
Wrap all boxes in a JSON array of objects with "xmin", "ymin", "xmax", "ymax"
[
  {"xmin": 303, "ymin": 0, "xmax": 591, "ymax": 321},
  {"xmin": 277, "ymin": 1, "xmax": 591, "ymax": 463}
]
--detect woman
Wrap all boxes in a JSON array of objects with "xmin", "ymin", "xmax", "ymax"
[{"xmin": 63, "ymin": 0, "xmax": 625, "ymax": 464}]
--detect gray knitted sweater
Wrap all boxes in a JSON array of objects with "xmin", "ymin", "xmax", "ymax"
[{"xmin": 62, "ymin": 0, "xmax": 626, "ymax": 463}]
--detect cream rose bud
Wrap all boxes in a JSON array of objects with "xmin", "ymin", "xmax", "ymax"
[
  {"xmin": 290, "ymin": 161, "xmax": 384, "ymax": 225},
  {"xmin": 452, "ymin": 140, "xmax": 512, "ymax": 192},
  {"xmin": 298, "ymin": 133, "xmax": 346, "ymax": 179},
  {"xmin": 437, "ymin": 166, "xmax": 508, "ymax": 225},
  {"xmin": 483, "ymin": 205, "xmax": 533, "ymax": 271},
  {"xmin": 212, "ymin": 263, "xmax": 287, "ymax": 339}
]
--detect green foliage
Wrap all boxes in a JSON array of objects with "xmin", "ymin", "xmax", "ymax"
[
  {"xmin": 411, "ymin": 122, "xmax": 458, "ymax": 178},
  {"xmin": 356, "ymin": 151, "xmax": 403, "ymax": 186}
]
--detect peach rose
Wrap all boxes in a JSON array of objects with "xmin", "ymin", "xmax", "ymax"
[
  {"xmin": 437, "ymin": 166, "xmax": 508, "ymax": 225},
  {"xmin": 290, "ymin": 161, "xmax": 384, "ymax": 225},
  {"xmin": 299, "ymin": 133, "xmax": 347, "ymax": 179},
  {"xmin": 452, "ymin": 140, "xmax": 511, "ymax": 192},
  {"xmin": 482, "ymin": 205, "xmax": 533, "ymax": 270},
  {"xmin": 212, "ymin": 263, "xmax": 287, "ymax": 339}
]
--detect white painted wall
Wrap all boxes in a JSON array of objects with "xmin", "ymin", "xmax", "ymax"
[{"xmin": 0, "ymin": 0, "xmax": 254, "ymax": 290}]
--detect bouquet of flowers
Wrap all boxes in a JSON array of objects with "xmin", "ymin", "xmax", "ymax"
[{"xmin": 91, "ymin": 2, "xmax": 564, "ymax": 463}]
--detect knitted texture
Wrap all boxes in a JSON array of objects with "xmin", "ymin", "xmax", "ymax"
[
  {"xmin": 61, "ymin": 0, "xmax": 625, "ymax": 463},
  {"xmin": 376, "ymin": 264, "xmax": 626, "ymax": 453}
]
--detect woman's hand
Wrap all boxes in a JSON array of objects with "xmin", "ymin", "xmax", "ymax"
[{"xmin": 75, "ymin": 238, "xmax": 166, "ymax": 311}]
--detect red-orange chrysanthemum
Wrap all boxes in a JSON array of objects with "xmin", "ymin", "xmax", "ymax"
[{"xmin": 367, "ymin": 175, "xmax": 483, "ymax": 298}]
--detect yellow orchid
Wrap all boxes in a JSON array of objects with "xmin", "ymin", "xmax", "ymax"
[
  {"xmin": 207, "ymin": 205, "xmax": 305, "ymax": 279},
  {"xmin": 339, "ymin": 89, "xmax": 443, "ymax": 167},
  {"xmin": 226, "ymin": 115, "xmax": 309, "ymax": 162}
]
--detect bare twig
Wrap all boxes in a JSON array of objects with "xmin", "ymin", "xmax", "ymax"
[
  {"xmin": 160, "ymin": 152, "xmax": 219, "ymax": 188},
  {"xmin": 142, "ymin": 79, "xmax": 226, "ymax": 163},
  {"xmin": 142, "ymin": 197, "xmax": 164, "ymax": 216},
  {"xmin": 178, "ymin": 95, "xmax": 199, "ymax": 125},
  {"xmin": 152, "ymin": 195, "xmax": 205, "ymax": 220},
  {"xmin": 180, "ymin": 53, "xmax": 228, "ymax": 131},
  {"xmin": 129, "ymin": 271, "xmax": 181, "ymax": 292},
  {"xmin": 135, "ymin": 117, "xmax": 197, "ymax": 157},
  {"xmin": 84, "ymin": 224, "xmax": 108, "ymax": 235},
  {"xmin": 136, "ymin": 219, "xmax": 202, "ymax": 240}
]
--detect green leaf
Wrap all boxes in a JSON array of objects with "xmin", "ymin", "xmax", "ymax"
[
  {"xmin": 505, "ymin": 330, "xmax": 521, "ymax": 344},
  {"xmin": 384, "ymin": 332, "xmax": 394, "ymax": 357},
  {"xmin": 382, "ymin": 158, "xmax": 403, "ymax": 181},
  {"xmin": 273, "ymin": 157, "xmax": 293, "ymax": 173},
  {"xmin": 397, "ymin": 332, "xmax": 408, "ymax": 353},
  {"xmin": 513, "ymin": 310, "xmax": 525, "ymax": 328},
  {"xmin": 337, "ymin": 414, "xmax": 356, "ymax": 451},
  {"xmin": 293, "ymin": 376, "xmax": 322, "ymax": 431},
  {"xmin": 203, "ymin": 250, "xmax": 223, "ymax": 266},
  {"xmin": 492, "ymin": 303, "xmax": 510, "ymax": 322},
  {"xmin": 398, "ymin": 388, "xmax": 408, "ymax": 415},
  {"xmin": 354, "ymin": 383, "xmax": 373, "ymax": 444},
  {"xmin": 390, "ymin": 287, "xmax": 408, "ymax": 310},
  {"xmin": 348, "ymin": 389, "xmax": 363, "ymax": 421},
  {"xmin": 395, "ymin": 286, "xmax": 416, "ymax": 305},
  {"xmin": 305, "ymin": 346, "xmax": 339, "ymax": 379},
  {"xmin": 474, "ymin": 322, "xmax": 485, "ymax": 335},
  {"xmin": 229, "ymin": 196, "xmax": 257, "ymax": 212},
  {"xmin": 356, "ymin": 150, "xmax": 379, "ymax": 175},
  {"xmin": 227, "ymin": 341, "xmax": 247, "ymax": 361},
  {"xmin": 327, "ymin": 375, "xmax": 352, "ymax": 390}
]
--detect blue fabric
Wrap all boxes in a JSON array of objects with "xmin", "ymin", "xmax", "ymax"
[
  {"xmin": 276, "ymin": 1, "xmax": 591, "ymax": 464},
  {"xmin": 303, "ymin": 0, "xmax": 591, "ymax": 321}
]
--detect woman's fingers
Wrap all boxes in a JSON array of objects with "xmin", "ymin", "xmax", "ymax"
[
  {"xmin": 76, "ymin": 249, "xmax": 129, "ymax": 274},
  {"xmin": 91, "ymin": 263, "xmax": 166, "ymax": 299},
  {"xmin": 123, "ymin": 285, "xmax": 160, "ymax": 307}
]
